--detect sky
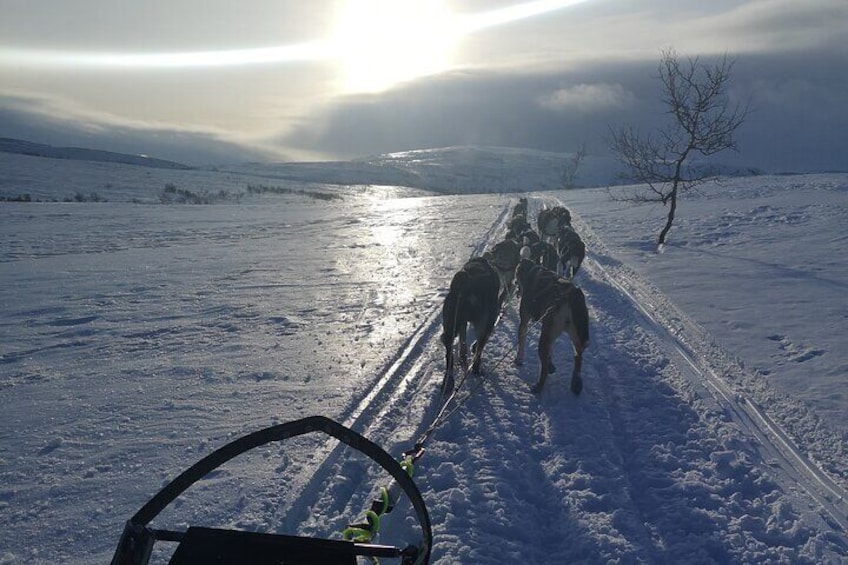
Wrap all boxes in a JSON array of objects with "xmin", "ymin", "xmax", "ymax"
[{"xmin": 2, "ymin": 0, "xmax": 847, "ymax": 170}]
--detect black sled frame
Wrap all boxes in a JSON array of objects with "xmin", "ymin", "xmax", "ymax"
[{"xmin": 111, "ymin": 416, "xmax": 432, "ymax": 565}]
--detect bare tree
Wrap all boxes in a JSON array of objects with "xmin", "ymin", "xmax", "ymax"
[
  {"xmin": 609, "ymin": 48, "xmax": 748, "ymax": 246},
  {"xmin": 561, "ymin": 142, "xmax": 587, "ymax": 189}
]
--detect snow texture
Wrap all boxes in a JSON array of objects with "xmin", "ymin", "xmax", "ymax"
[{"xmin": 0, "ymin": 148, "xmax": 846, "ymax": 564}]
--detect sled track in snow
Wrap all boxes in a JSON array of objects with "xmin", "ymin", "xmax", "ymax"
[
  {"xmin": 284, "ymin": 192, "xmax": 846, "ymax": 549},
  {"xmin": 281, "ymin": 201, "xmax": 515, "ymax": 535},
  {"xmin": 341, "ymin": 200, "xmax": 513, "ymax": 437},
  {"xmin": 557, "ymin": 195, "xmax": 848, "ymax": 534},
  {"xmin": 604, "ymin": 268, "xmax": 848, "ymax": 531}
]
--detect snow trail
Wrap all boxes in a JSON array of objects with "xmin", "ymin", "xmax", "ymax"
[
  {"xmin": 276, "ymin": 195, "xmax": 848, "ymax": 563},
  {"xmin": 275, "ymin": 201, "xmax": 517, "ymax": 542},
  {"xmin": 570, "ymin": 198, "xmax": 848, "ymax": 535}
]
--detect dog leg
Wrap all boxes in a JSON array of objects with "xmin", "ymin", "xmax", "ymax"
[
  {"xmin": 470, "ymin": 340, "xmax": 482, "ymax": 374},
  {"xmin": 570, "ymin": 349, "xmax": 583, "ymax": 395},
  {"xmin": 515, "ymin": 313, "xmax": 529, "ymax": 366},
  {"xmin": 441, "ymin": 368, "xmax": 455, "ymax": 397},
  {"xmin": 458, "ymin": 322, "xmax": 469, "ymax": 373},
  {"xmin": 532, "ymin": 324, "xmax": 555, "ymax": 393},
  {"xmin": 547, "ymin": 316, "xmax": 558, "ymax": 372},
  {"xmin": 469, "ymin": 338, "xmax": 482, "ymax": 374},
  {"xmin": 440, "ymin": 331, "xmax": 456, "ymax": 396},
  {"xmin": 471, "ymin": 343, "xmax": 483, "ymax": 374},
  {"xmin": 471, "ymin": 317, "xmax": 496, "ymax": 375},
  {"xmin": 568, "ymin": 331, "xmax": 586, "ymax": 395}
]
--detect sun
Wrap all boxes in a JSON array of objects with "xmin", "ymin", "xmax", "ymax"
[
  {"xmin": 0, "ymin": 1, "xmax": 594, "ymax": 84},
  {"xmin": 329, "ymin": 0, "xmax": 460, "ymax": 93}
]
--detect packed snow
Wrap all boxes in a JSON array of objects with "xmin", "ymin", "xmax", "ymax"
[{"xmin": 0, "ymin": 149, "xmax": 846, "ymax": 564}]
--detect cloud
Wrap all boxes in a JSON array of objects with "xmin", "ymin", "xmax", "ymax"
[
  {"xmin": 275, "ymin": 63, "xmax": 659, "ymax": 161},
  {"xmin": 3, "ymin": 30, "xmax": 848, "ymax": 174},
  {"xmin": 0, "ymin": 90, "xmax": 281, "ymax": 165},
  {"xmin": 276, "ymin": 46, "xmax": 848, "ymax": 173},
  {"xmin": 538, "ymin": 83, "xmax": 637, "ymax": 114},
  {"xmin": 686, "ymin": 0, "xmax": 848, "ymax": 55}
]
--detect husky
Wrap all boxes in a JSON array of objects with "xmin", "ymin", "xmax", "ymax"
[
  {"xmin": 526, "ymin": 239, "xmax": 558, "ymax": 272},
  {"xmin": 555, "ymin": 226, "xmax": 586, "ymax": 279},
  {"xmin": 440, "ymin": 256, "xmax": 502, "ymax": 392},
  {"xmin": 514, "ymin": 251, "xmax": 590, "ymax": 394},
  {"xmin": 507, "ymin": 227, "xmax": 557, "ymax": 273},
  {"xmin": 512, "ymin": 197, "xmax": 529, "ymax": 219},
  {"xmin": 482, "ymin": 239, "xmax": 522, "ymax": 305},
  {"xmin": 505, "ymin": 214, "xmax": 532, "ymax": 242},
  {"xmin": 539, "ymin": 240, "xmax": 559, "ymax": 272},
  {"xmin": 537, "ymin": 206, "xmax": 572, "ymax": 242}
]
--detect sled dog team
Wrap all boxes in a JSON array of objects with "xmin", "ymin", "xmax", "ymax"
[{"xmin": 441, "ymin": 198, "xmax": 589, "ymax": 394}]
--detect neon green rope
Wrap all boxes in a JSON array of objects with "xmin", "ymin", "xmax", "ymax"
[
  {"xmin": 400, "ymin": 456, "xmax": 414, "ymax": 478},
  {"xmin": 377, "ymin": 486, "xmax": 390, "ymax": 514},
  {"xmin": 342, "ymin": 509, "xmax": 381, "ymax": 542},
  {"xmin": 342, "ymin": 455, "xmax": 418, "ymax": 546}
]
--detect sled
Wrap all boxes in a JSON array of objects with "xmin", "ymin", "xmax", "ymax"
[{"xmin": 111, "ymin": 415, "xmax": 432, "ymax": 565}]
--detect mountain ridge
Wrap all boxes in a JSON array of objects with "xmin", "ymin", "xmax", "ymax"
[
  {"xmin": 0, "ymin": 137, "xmax": 193, "ymax": 170},
  {"xmin": 2, "ymin": 137, "xmax": 768, "ymax": 194}
]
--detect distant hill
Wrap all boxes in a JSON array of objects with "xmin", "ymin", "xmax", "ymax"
[
  {"xmin": 225, "ymin": 146, "xmax": 767, "ymax": 195},
  {"xmin": 0, "ymin": 138, "xmax": 192, "ymax": 170},
  {"xmin": 224, "ymin": 146, "xmax": 630, "ymax": 194},
  {"xmin": 0, "ymin": 139, "xmax": 766, "ymax": 196}
]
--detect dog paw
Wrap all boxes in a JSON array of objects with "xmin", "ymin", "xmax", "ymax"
[
  {"xmin": 570, "ymin": 376, "xmax": 583, "ymax": 395},
  {"xmin": 441, "ymin": 372, "xmax": 455, "ymax": 397}
]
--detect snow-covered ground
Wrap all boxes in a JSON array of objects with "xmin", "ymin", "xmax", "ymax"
[{"xmin": 1, "ymin": 150, "xmax": 846, "ymax": 564}]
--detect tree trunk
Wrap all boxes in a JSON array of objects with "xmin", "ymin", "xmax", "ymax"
[{"xmin": 658, "ymin": 187, "xmax": 678, "ymax": 245}]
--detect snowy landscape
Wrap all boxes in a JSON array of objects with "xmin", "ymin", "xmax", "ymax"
[{"xmin": 1, "ymin": 147, "xmax": 846, "ymax": 564}]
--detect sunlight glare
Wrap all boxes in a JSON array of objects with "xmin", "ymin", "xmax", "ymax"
[
  {"xmin": 329, "ymin": 0, "xmax": 460, "ymax": 93},
  {"xmin": 0, "ymin": 0, "xmax": 593, "ymax": 84},
  {"xmin": 0, "ymin": 42, "xmax": 329, "ymax": 69},
  {"xmin": 459, "ymin": 0, "xmax": 593, "ymax": 33}
]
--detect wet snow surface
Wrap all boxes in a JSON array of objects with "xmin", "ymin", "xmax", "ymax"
[{"xmin": 1, "ymin": 153, "xmax": 846, "ymax": 564}]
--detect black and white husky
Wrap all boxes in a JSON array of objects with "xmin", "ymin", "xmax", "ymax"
[
  {"xmin": 482, "ymin": 238, "xmax": 522, "ymax": 305},
  {"xmin": 440, "ymin": 256, "xmax": 502, "ymax": 393},
  {"xmin": 537, "ymin": 206, "xmax": 572, "ymax": 242},
  {"xmin": 555, "ymin": 226, "xmax": 585, "ymax": 279},
  {"xmin": 514, "ymin": 250, "xmax": 590, "ymax": 394}
]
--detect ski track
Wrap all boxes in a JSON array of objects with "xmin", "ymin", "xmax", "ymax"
[
  {"xmin": 276, "ymin": 202, "xmax": 516, "ymax": 541},
  {"xmin": 279, "ymin": 195, "xmax": 848, "ymax": 564},
  {"xmin": 571, "ymin": 202, "xmax": 848, "ymax": 536}
]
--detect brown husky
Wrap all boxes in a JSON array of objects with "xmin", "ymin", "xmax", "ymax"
[
  {"xmin": 514, "ymin": 253, "xmax": 590, "ymax": 394},
  {"xmin": 441, "ymin": 256, "xmax": 502, "ymax": 393}
]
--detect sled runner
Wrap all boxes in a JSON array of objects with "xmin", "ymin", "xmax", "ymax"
[{"xmin": 111, "ymin": 415, "xmax": 432, "ymax": 565}]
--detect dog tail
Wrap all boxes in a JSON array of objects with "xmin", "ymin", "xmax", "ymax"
[
  {"xmin": 569, "ymin": 287, "xmax": 590, "ymax": 348},
  {"xmin": 442, "ymin": 271, "xmax": 470, "ymax": 344}
]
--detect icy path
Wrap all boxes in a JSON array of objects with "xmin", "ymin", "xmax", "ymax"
[
  {"xmin": 1, "ymin": 192, "xmax": 846, "ymax": 564},
  {"xmin": 263, "ymin": 197, "xmax": 848, "ymax": 564}
]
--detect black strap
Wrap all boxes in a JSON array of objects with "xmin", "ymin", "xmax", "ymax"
[{"xmin": 127, "ymin": 416, "xmax": 431, "ymax": 563}]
